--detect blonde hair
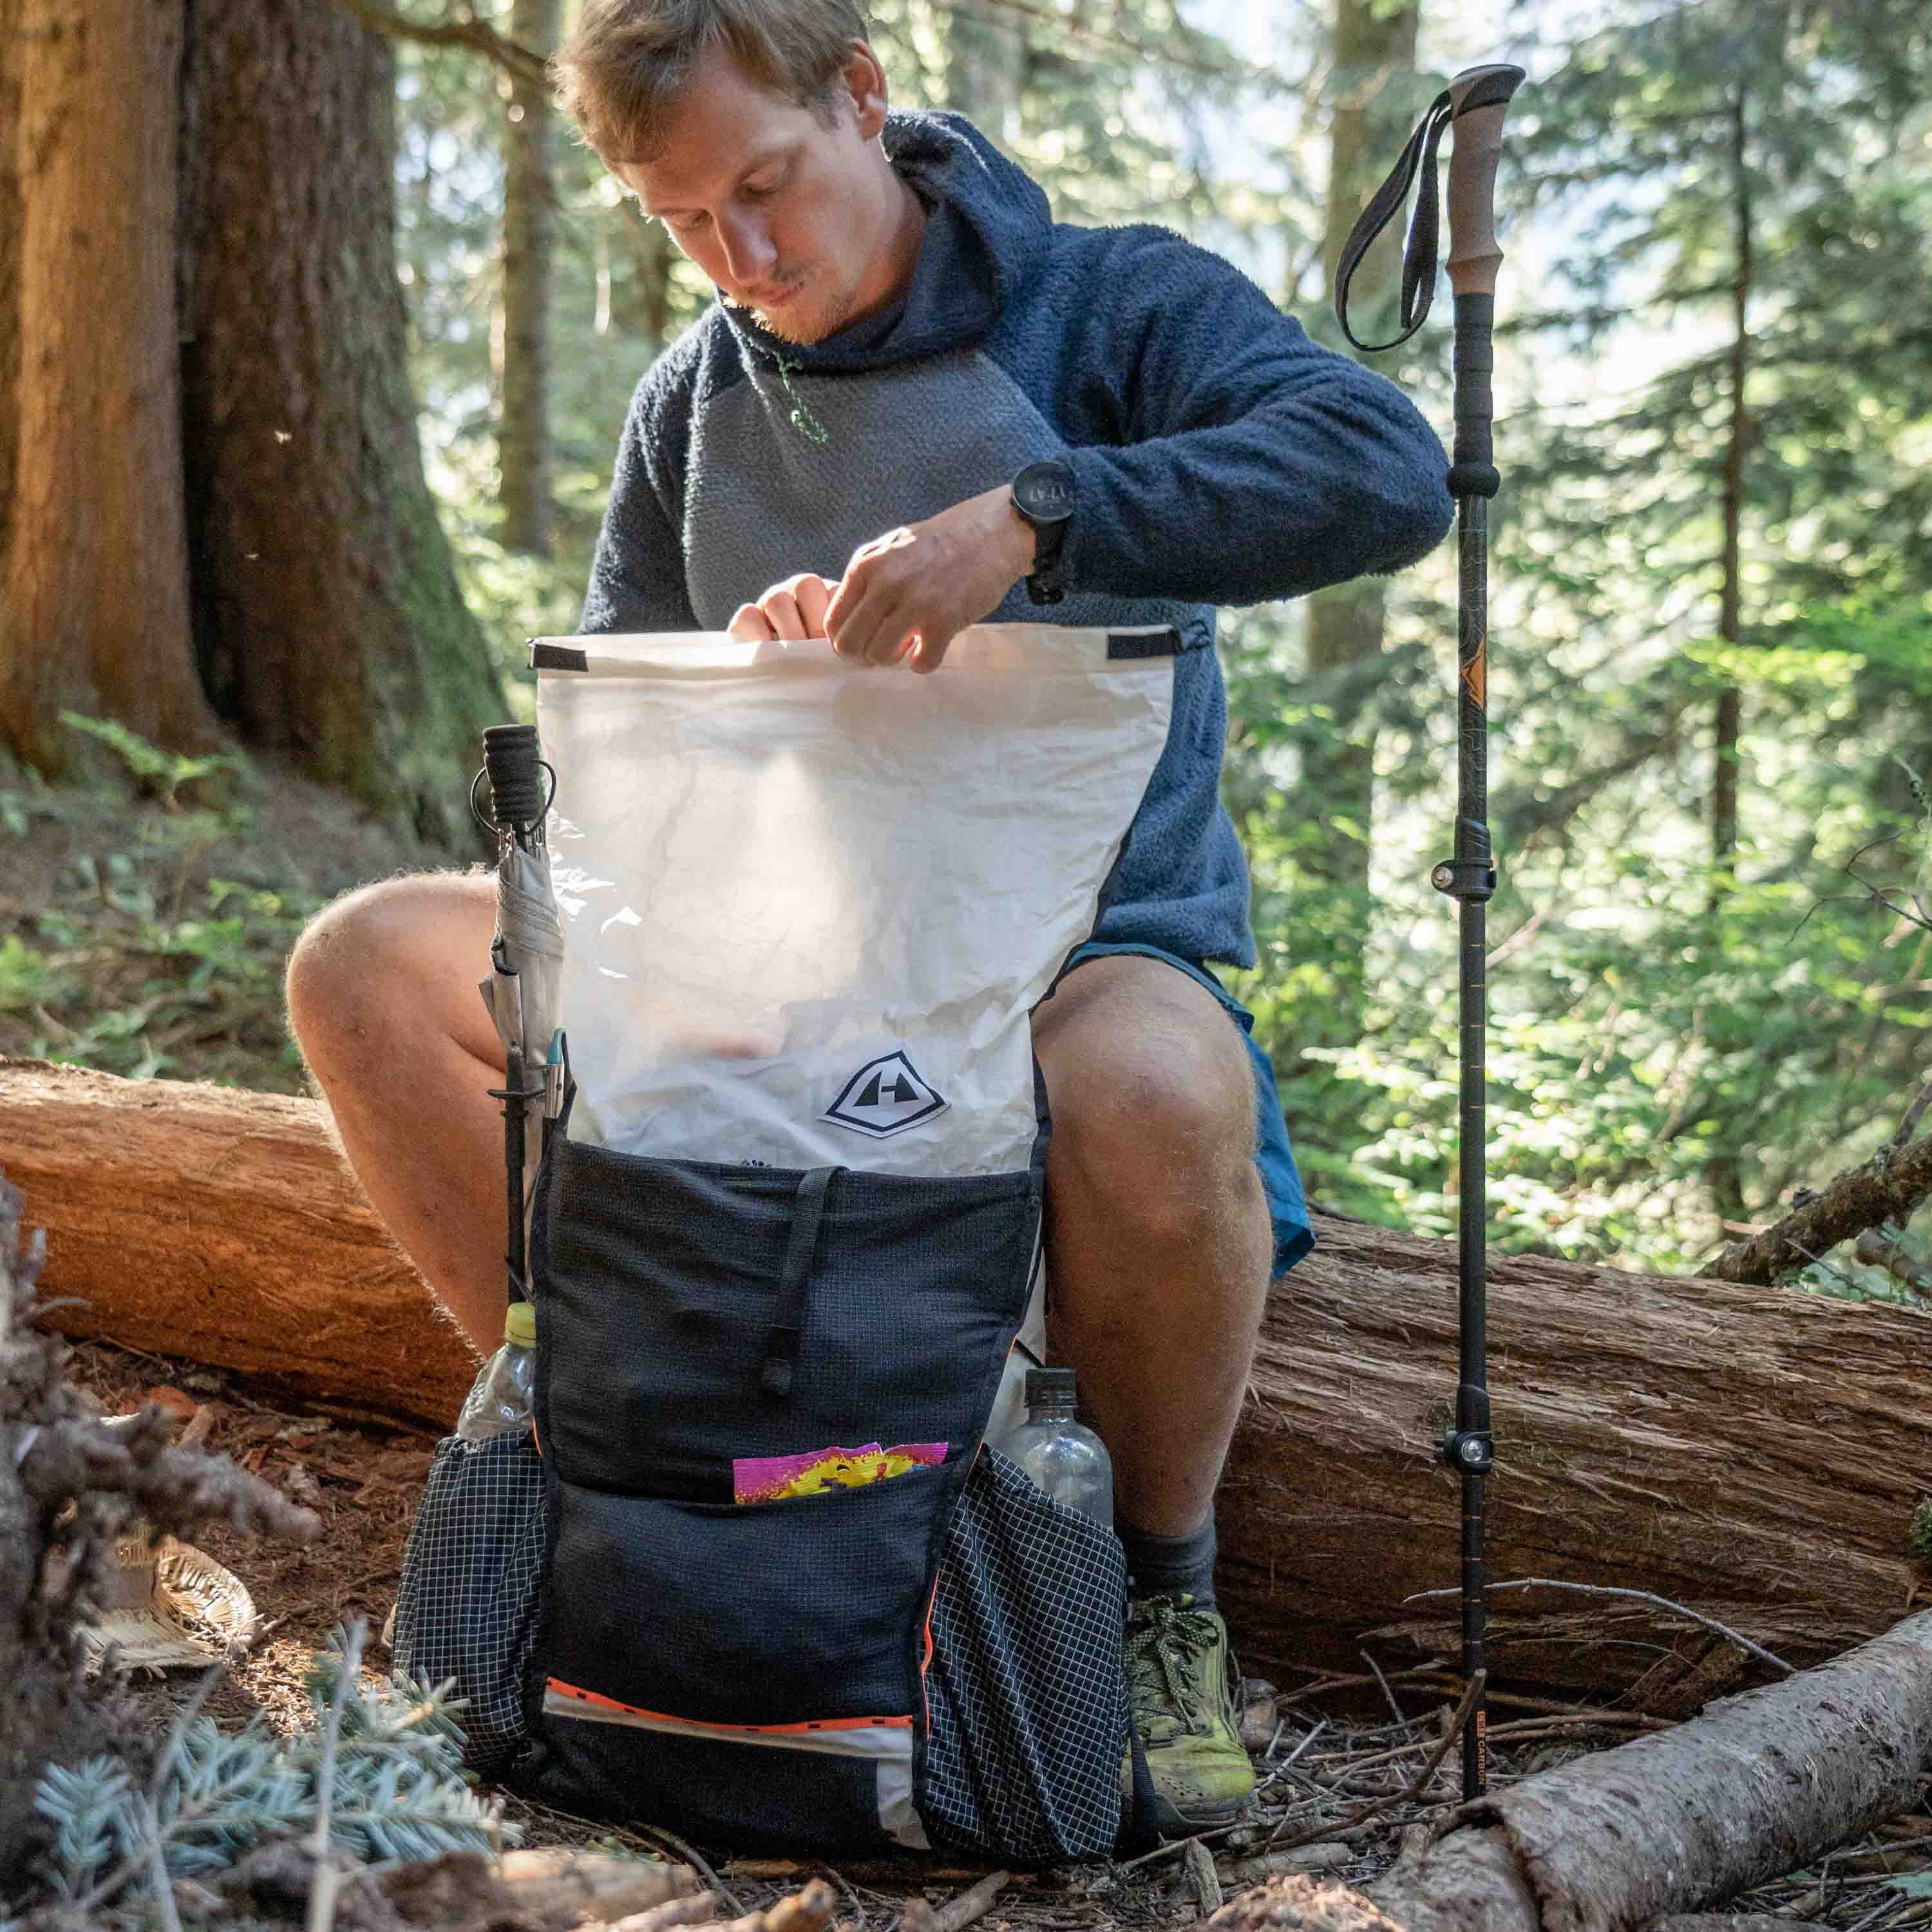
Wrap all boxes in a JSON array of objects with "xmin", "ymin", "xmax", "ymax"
[{"xmin": 554, "ymin": 0, "xmax": 871, "ymax": 164}]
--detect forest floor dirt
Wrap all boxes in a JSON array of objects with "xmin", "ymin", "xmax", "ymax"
[{"xmin": 56, "ymin": 1318, "xmax": 1932, "ymax": 1932}]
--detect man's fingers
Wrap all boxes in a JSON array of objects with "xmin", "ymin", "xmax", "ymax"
[
  {"xmin": 757, "ymin": 589, "xmax": 809, "ymax": 641},
  {"xmin": 791, "ymin": 573, "xmax": 833, "ymax": 636},
  {"xmin": 728, "ymin": 601, "xmax": 778, "ymax": 642},
  {"xmin": 831, "ymin": 578, "xmax": 911, "ymax": 667},
  {"xmin": 908, "ymin": 629, "xmax": 955, "ymax": 674}
]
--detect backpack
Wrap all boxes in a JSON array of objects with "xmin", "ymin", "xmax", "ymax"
[{"xmin": 393, "ymin": 624, "xmax": 1188, "ymax": 1859}]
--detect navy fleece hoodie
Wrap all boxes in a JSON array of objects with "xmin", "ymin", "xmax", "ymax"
[{"xmin": 582, "ymin": 111, "xmax": 1454, "ymax": 968}]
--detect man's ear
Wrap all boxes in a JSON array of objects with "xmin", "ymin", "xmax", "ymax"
[{"xmin": 841, "ymin": 42, "xmax": 890, "ymax": 141}]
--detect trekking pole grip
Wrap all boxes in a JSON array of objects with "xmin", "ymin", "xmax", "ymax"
[
  {"xmin": 1444, "ymin": 66, "xmax": 1525, "ymax": 502},
  {"xmin": 1444, "ymin": 65, "xmax": 1525, "ymax": 300}
]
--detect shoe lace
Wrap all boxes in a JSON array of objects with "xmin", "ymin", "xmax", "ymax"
[{"xmin": 1124, "ymin": 1595, "xmax": 1226, "ymax": 1737}]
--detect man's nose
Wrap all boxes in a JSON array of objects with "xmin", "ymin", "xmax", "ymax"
[{"xmin": 717, "ymin": 211, "xmax": 777, "ymax": 286}]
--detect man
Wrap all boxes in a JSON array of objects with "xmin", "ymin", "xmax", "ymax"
[{"xmin": 285, "ymin": 0, "xmax": 1451, "ymax": 1837}]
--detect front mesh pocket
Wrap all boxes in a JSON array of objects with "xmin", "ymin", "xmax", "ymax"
[
  {"xmin": 920, "ymin": 1446, "xmax": 1127, "ymax": 1862},
  {"xmin": 392, "ymin": 1428, "xmax": 547, "ymax": 1777}
]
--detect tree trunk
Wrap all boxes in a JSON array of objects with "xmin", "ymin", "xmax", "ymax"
[
  {"xmin": 616, "ymin": 211, "xmax": 678, "ymax": 350},
  {"xmin": 180, "ymin": 0, "xmax": 505, "ymax": 843},
  {"xmin": 6, "ymin": 1062, "xmax": 1932, "ymax": 1704},
  {"xmin": 0, "ymin": 0, "xmax": 20, "ymax": 658},
  {"xmin": 1298, "ymin": 0, "xmax": 1419, "ymax": 1014},
  {"xmin": 0, "ymin": 0, "xmax": 218, "ymax": 776},
  {"xmin": 498, "ymin": 0, "xmax": 560, "ymax": 556},
  {"xmin": 1710, "ymin": 88, "xmax": 1751, "ymax": 889},
  {"xmin": 1705, "ymin": 89, "xmax": 1754, "ymax": 1229},
  {"xmin": 943, "ymin": 4, "xmax": 1025, "ymax": 144}
]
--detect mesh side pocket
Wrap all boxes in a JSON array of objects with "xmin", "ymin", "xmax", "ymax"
[
  {"xmin": 920, "ymin": 1446, "xmax": 1126, "ymax": 1862},
  {"xmin": 392, "ymin": 1428, "xmax": 547, "ymax": 1777}
]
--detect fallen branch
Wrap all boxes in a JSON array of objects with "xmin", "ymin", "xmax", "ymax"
[
  {"xmin": 1264, "ymin": 1674, "xmax": 1481, "ymax": 1853},
  {"xmin": 1208, "ymin": 1609, "xmax": 1932, "ymax": 1932},
  {"xmin": 1405, "ymin": 1578, "xmax": 1795, "ymax": 1675},
  {"xmin": 899, "ymin": 1872, "xmax": 1010, "ymax": 1932},
  {"xmin": 1705, "ymin": 1088, "xmax": 1932, "ymax": 1285}
]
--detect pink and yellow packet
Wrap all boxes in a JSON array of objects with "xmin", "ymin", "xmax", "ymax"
[{"xmin": 734, "ymin": 1440, "xmax": 947, "ymax": 1504}]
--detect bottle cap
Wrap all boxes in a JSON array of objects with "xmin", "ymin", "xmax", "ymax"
[
  {"xmin": 504, "ymin": 1300, "xmax": 536, "ymax": 1346},
  {"xmin": 1025, "ymin": 1366, "xmax": 1076, "ymax": 1407}
]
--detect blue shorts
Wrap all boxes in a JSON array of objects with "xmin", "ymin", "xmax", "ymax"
[{"xmin": 1059, "ymin": 940, "xmax": 1315, "ymax": 1279}]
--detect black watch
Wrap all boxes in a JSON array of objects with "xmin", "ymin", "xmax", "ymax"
[{"xmin": 1010, "ymin": 459, "xmax": 1075, "ymax": 607}]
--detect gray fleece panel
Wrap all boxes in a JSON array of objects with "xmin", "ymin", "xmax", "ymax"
[
  {"xmin": 679, "ymin": 346, "xmax": 1247, "ymax": 963},
  {"xmin": 683, "ymin": 348, "xmax": 1206, "ymax": 641}
]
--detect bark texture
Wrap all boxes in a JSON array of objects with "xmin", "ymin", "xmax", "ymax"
[
  {"xmin": 498, "ymin": 0, "xmax": 560, "ymax": 555},
  {"xmin": 1, "ymin": 0, "xmax": 218, "ymax": 775},
  {"xmin": 8, "ymin": 1063, "xmax": 1932, "ymax": 1700},
  {"xmin": 1211, "ymin": 1610, "xmax": 1932, "ymax": 1931},
  {"xmin": 1220, "ymin": 1209, "xmax": 1932, "ymax": 1698},
  {"xmin": 0, "ymin": 1062, "xmax": 477, "ymax": 1425},
  {"xmin": 180, "ymin": 0, "xmax": 504, "ymax": 841},
  {"xmin": 0, "ymin": 0, "xmax": 19, "ymax": 623}
]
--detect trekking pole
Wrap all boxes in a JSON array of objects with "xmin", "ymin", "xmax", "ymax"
[{"xmin": 1334, "ymin": 60, "xmax": 1526, "ymax": 1801}]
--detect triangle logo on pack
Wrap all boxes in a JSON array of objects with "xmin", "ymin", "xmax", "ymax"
[{"xmin": 824, "ymin": 1049, "xmax": 948, "ymax": 1139}]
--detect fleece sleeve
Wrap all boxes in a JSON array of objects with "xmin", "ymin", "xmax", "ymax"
[
  {"xmin": 579, "ymin": 363, "xmax": 701, "ymax": 634},
  {"xmin": 1047, "ymin": 229, "xmax": 1454, "ymax": 605}
]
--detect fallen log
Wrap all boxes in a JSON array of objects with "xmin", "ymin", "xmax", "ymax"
[
  {"xmin": 6, "ymin": 1061, "xmax": 1932, "ymax": 1698},
  {"xmin": 0, "ymin": 1059, "xmax": 476, "ymax": 1423},
  {"xmin": 1208, "ymin": 1607, "xmax": 1932, "ymax": 1932}
]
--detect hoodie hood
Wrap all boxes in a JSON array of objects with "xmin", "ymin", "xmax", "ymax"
[{"xmin": 721, "ymin": 110, "xmax": 1054, "ymax": 374}]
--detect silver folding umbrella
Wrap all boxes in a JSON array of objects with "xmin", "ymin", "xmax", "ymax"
[{"xmin": 475, "ymin": 723, "xmax": 564, "ymax": 1305}]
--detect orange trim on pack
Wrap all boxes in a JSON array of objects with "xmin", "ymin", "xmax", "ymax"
[
  {"xmin": 918, "ymin": 1584, "xmax": 937, "ymax": 1731},
  {"xmin": 546, "ymin": 1679, "xmax": 912, "ymax": 1734}
]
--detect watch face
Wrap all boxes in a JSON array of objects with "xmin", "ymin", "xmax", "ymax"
[{"xmin": 1014, "ymin": 460, "xmax": 1075, "ymax": 526}]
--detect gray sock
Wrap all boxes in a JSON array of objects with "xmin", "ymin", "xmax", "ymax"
[{"xmin": 1119, "ymin": 1509, "xmax": 1217, "ymax": 1610}]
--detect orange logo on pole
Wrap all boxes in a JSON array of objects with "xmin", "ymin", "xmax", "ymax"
[{"xmin": 1463, "ymin": 638, "xmax": 1488, "ymax": 710}]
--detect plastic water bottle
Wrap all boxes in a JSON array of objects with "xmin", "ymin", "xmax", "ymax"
[
  {"xmin": 455, "ymin": 1300, "xmax": 536, "ymax": 1442},
  {"xmin": 1006, "ymin": 1367, "xmax": 1113, "ymax": 1531}
]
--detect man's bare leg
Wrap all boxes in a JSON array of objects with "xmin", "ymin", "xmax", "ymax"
[
  {"xmin": 1030, "ymin": 951, "xmax": 1273, "ymax": 1540},
  {"xmin": 1032, "ymin": 949, "xmax": 1273, "ymax": 1828},
  {"xmin": 284, "ymin": 871, "xmax": 507, "ymax": 1356}
]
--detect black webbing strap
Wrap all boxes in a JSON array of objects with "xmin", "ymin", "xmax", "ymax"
[
  {"xmin": 1334, "ymin": 86, "xmax": 1455, "ymax": 354},
  {"xmin": 761, "ymin": 1164, "xmax": 839, "ymax": 1399}
]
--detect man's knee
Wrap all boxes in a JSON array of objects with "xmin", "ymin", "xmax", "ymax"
[
  {"xmin": 285, "ymin": 871, "xmax": 492, "ymax": 1068},
  {"xmin": 1043, "ymin": 990, "xmax": 1257, "ymax": 1248}
]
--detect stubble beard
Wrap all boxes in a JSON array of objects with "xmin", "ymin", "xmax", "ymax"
[{"xmin": 749, "ymin": 257, "xmax": 875, "ymax": 346}]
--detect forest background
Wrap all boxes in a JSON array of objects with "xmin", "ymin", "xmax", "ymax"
[{"xmin": 1, "ymin": 0, "xmax": 1928, "ymax": 1291}]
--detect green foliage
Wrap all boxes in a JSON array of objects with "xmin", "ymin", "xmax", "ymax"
[
  {"xmin": 29, "ymin": 1625, "xmax": 513, "ymax": 1924},
  {"xmin": 59, "ymin": 712, "xmax": 246, "ymax": 812},
  {"xmin": 1905, "ymin": 1501, "xmax": 1932, "ymax": 1568},
  {"xmin": 0, "ymin": 727, "xmax": 337, "ymax": 1089}
]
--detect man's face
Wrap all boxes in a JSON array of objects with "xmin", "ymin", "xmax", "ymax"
[{"xmin": 616, "ymin": 47, "xmax": 892, "ymax": 345}]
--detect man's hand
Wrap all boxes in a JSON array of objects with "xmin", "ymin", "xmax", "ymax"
[
  {"xmin": 729, "ymin": 571, "xmax": 833, "ymax": 644},
  {"xmin": 726, "ymin": 484, "xmax": 1039, "ymax": 673}
]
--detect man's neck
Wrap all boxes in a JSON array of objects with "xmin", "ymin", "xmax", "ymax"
[{"xmin": 840, "ymin": 170, "xmax": 927, "ymax": 331}]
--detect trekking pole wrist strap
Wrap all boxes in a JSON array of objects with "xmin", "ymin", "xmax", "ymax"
[{"xmin": 1334, "ymin": 64, "xmax": 1527, "ymax": 355}]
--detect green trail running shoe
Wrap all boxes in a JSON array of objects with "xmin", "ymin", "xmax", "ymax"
[{"xmin": 1120, "ymin": 1591, "xmax": 1256, "ymax": 1837}]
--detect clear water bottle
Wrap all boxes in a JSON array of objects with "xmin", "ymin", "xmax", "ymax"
[
  {"xmin": 455, "ymin": 1300, "xmax": 536, "ymax": 1442},
  {"xmin": 1007, "ymin": 1367, "xmax": 1113, "ymax": 1531}
]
